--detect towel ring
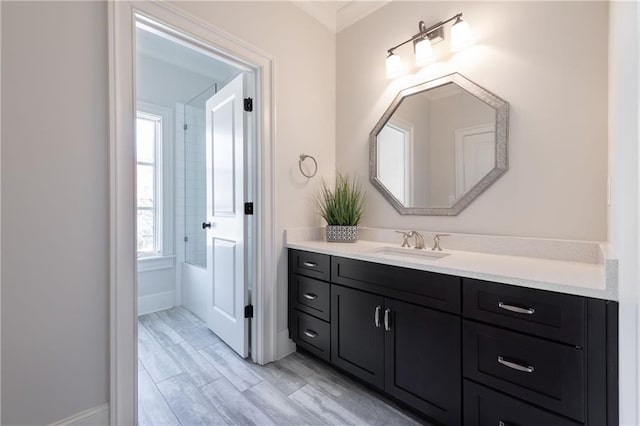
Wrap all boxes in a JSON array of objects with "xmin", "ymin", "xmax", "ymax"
[{"xmin": 298, "ymin": 154, "xmax": 318, "ymax": 178}]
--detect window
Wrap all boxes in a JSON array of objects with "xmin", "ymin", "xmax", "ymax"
[{"xmin": 136, "ymin": 111, "xmax": 163, "ymax": 256}]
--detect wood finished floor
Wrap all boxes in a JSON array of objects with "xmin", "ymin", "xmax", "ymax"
[{"xmin": 138, "ymin": 307, "xmax": 428, "ymax": 426}]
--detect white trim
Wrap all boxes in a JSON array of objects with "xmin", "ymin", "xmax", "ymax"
[
  {"xmin": 137, "ymin": 255, "xmax": 175, "ymax": 272},
  {"xmin": 50, "ymin": 403, "xmax": 110, "ymax": 426},
  {"xmin": 276, "ymin": 329, "xmax": 296, "ymax": 360},
  {"xmin": 137, "ymin": 290, "xmax": 175, "ymax": 316},
  {"xmin": 110, "ymin": 2, "xmax": 277, "ymax": 423}
]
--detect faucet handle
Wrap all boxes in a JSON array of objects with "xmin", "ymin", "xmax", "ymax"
[
  {"xmin": 395, "ymin": 230, "xmax": 411, "ymax": 248},
  {"xmin": 432, "ymin": 233, "xmax": 450, "ymax": 251}
]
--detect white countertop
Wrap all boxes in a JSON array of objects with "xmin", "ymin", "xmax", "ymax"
[{"xmin": 285, "ymin": 238, "xmax": 618, "ymax": 301}]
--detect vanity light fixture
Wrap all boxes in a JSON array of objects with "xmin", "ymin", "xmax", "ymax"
[{"xmin": 385, "ymin": 13, "xmax": 474, "ymax": 78}]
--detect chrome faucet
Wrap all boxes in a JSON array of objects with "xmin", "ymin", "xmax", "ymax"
[
  {"xmin": 395, "ymin": 231, "xmax": 411, "ymax": 248},
  {"xmin": 432, "ymin": 233, "xmax": 450, "ymax": 251},
  {"xmin": 407, "ymin": 231, "xmax": 425, "ymax": 249}
]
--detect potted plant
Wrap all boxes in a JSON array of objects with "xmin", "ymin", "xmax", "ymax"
[{"xmin": 315, "ymin": 173, "xmax": 365, "ymax": 242}]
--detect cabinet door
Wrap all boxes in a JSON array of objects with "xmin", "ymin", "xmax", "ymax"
[
  {"xmin": 385, "ymin": 298, "xmax": 461, "ymax": 425},
  {"xmin": 331, "ymin": 284, "xmax": 385, "ymax": 389}
]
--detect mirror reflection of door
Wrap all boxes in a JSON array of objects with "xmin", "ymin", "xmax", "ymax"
[
  {"xmin": 454, "ymin": 123, "xmax": 496, "ymax": 200},
  {"xmin": 377, "ymin": 118, "xmax": 413, "ymax": 205}
]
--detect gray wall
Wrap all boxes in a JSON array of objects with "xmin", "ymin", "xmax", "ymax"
[
  {"xmin": 0, "ymin": 0, "xmax": 336, "ymax": 422},
  {"xmin": 1, "ymin": 2, "xmax": 109, "ymax": 424}
]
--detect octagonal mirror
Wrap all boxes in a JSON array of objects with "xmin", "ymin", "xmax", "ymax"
[{"xmin": 370, "ymin": 73, "xmax": 509, "ymax": 215}]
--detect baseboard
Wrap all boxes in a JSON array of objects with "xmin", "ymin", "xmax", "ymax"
[
  {"xmin": 50, "ymin": 403, "xmax": 109, "ymax": 426},
  {"xmin": 138, "ymin": 290, "xmax": 175, "ymax": 315},
  {"xmin": 275, "ymin": 329, "xmax": 296, "ymax": 360}
]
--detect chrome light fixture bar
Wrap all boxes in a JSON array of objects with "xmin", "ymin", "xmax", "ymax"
[{"xmin": 385, "ymin": 13, "xmax": 473, "ymax": 78}]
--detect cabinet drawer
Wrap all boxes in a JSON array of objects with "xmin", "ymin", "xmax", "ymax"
[
  {"xmin": 291, "ymin": 274, "xmax": 330, "ymax": 321},
  {"xmin": 463, "ymin": 320, "xmax": 584, "ymax": 421},
  {"xmin": 291, "ymin": 310, "xmax": 330, "ymax": 362},
  {"xmin": 463, "ymin": 278, "xmax": 586, "ymax": 346},
  {"xmin": 463, "ymin": 380, "xmax": 581, "ymax": 426},
  {"xmin": 290, "ymin": 249, "xmax": 330, "ymax": 281},
  {"xmin": 332, "ymin": 256, "xmax": 460, "ymax": 313}
]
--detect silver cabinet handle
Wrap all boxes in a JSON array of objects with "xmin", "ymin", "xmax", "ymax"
[
  {"xmin": 374, "ymin": 305, "xmax": 382, "ymax": 328},
  {"xmin": 303, "ymin": 329, "xmax": 318, "ymax": 338},
  {"xmin": 303, "ymin": 293, "xmax": 318, "ymax": 300},
  {"xmin": 384, "ymin": 308, "xmax": 391, "ymax": 331},
  {"xmin": 302, "ymin": 261, "xmax": 317, "ymax": 267},
  {"xmin": 498, "ymin": 422, "xmax": 508, "ymax": 426},
  {"xmin": 498, "ymin": 302, "xmax": 535, "ymax": 315},
  {"xmin": 497, "ymin": 356, "xmax": 534, "ymax": 373}
]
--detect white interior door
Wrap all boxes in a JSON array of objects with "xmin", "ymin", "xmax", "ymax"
[
  {"xmin": 204, "ymin": 74, "xmax": 249, "ymax": 357},
  {"xmin": 455, "ymin": 124, "xmax": 496, "ymax": 199}
]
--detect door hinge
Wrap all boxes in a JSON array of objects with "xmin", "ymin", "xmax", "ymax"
[
  {"xmin": 244, "ymin": 202, "xmax": 254, "ymax": 215},
  {"xmin": 184, "ymin": 124, "xmax": 188, "ymax": 131},
  {"xmin": 244, "ymin": 304, "xmax": 254, "ymax": 318},
  {"xmin": 244, "ymin": 97, "xmax": 253, "ymax": 112}
]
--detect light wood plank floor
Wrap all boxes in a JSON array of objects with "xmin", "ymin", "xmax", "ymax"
[{"xmin": 138, "ymin": 307, "xmax": 428, "ymax": 426}]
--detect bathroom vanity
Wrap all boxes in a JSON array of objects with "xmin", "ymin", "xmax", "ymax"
[{"xmin": 287, "ymin": 239, "xmax": 618, "ymax": 426}]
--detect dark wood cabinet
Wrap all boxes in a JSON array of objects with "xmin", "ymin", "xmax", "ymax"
[
  {"xmin": 330, "ymin": 285, "xmax": 384, "ymax": 389},
  {"xmin": 464, "ymin": 380, "xmax": 582, "ymax": 426},
  {"xmin": 331, "ymin": 284, "xmax": 461, "ymax": 424},
  {"xmin": 288, "ymin": 249, "xmax": 619, "ymax": 426},
  {"xmin": 384, "ymin": 298, "xmax": 461, "ymax": 425}
]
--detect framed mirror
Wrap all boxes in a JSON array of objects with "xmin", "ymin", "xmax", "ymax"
[{"xmin": 370, "ymin": 73, "xmax": 509, "ymax": 215}]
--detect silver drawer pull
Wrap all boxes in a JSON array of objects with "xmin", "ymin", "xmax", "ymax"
[
  {"xmin": 303, "ymin": 329, "xmax": 318, "ymax": 338},
  {"xmin": 302, "ymin": 261, "xmax": 318, "ymax": 267},
  {"xmin": 374, "ymin": 305, "xmax": 382, "ymax": 328},
  {"xmin": 497, "ymin": 356, "xmax": 535, "ymax": 373},
  {"xmin": 498, "ymin": 302, "xmax": 535, "ymax": 315},
  {"xmin": 303, "ymin": 293, "xmax": 318, "ymax": 300},
  {"xmin": 384, "ymin": 308, "xmax": 391, "ymax": 331}
]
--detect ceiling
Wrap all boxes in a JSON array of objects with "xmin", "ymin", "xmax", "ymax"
[{"xmin": 291, "ymin": 1, "xmax": 391, "ymax": 33}]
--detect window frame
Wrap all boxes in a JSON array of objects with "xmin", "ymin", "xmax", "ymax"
[{"xmin": 136, "ymin": 101, "xmax": 174, "ymax": 259}]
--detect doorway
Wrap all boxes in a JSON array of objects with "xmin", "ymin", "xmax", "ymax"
[
  {"xmin": 110, "ymin": 3, "xmax": 279, "ymax": 421},
  {"xmin": 134, "ymin": 12, "xmax": 259, "ymax": 424}
]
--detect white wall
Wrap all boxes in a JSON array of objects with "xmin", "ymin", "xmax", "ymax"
[
  {"xmin": 1, "ymin": 2, "xmax": 109, "ymax": 424},
  {"xmin": 170, "ymin": 1, "xmax": 337, "ymax": 356},
  {"xmin": 1, "ymin": 1, "xmax": 335, "ymax": 422},
  {"xmin": 137, "ymin": 54, "xmax": 217, "ymax": 110},
  {"xmin": 337, "ymin": 1, "xmax": 608, "ymax": 241},
  {"xmin": 608, "ymin": 2, "xmax": 640, "ymax": 424}
]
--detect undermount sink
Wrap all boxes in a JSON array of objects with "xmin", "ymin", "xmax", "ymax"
[{"xmin": 367, "ymin": 246, "xmax": 451, "ymax": 260}]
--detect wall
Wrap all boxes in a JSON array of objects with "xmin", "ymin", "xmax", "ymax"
[
  {"xmin": 608, "ymin": 1, "xmax": 640, "ymax": 424},
  {"xmin": 1, "ymin": 2, "xmax": 109, "ymax": 424},
  {"xmin": 337, "ymin": 1, "xmax": 608, "ymax": 241},
  {"xmin": 170, "ymin": 1, "xmax": 336, "ymax": 355},
  {"xmin": 1, "ymin": 1, "xmax": 334, "ymax": 422},
  {"xmin": 137, "ymin": 54, "xmax": 216, "ymax": 109}
]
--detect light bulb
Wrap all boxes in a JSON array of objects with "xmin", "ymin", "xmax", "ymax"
[
  {"xmin": 385, "ymin": 52, "xmax": 403, "ymax": 79},
  {"xmin": 450, "ymin": 17, "xmax": 473, "ymax": 52},
  {"xmin": 414, "ymin": 38, "xmax": 434, "ymax": 67}
]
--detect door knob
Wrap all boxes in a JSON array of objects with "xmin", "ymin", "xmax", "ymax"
[{"xmin": 202, "ymin": 222, "xmax": 212, "ymax": 229}]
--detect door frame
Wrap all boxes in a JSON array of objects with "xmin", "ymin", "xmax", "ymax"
[{"xmin": 108, "ymin": 2, "xmax": 277, "ymax": 424}]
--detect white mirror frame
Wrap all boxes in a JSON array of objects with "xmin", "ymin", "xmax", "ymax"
[{"xmin": 370, "ymin": 73, "xmax": 509, "ymax": 216}]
